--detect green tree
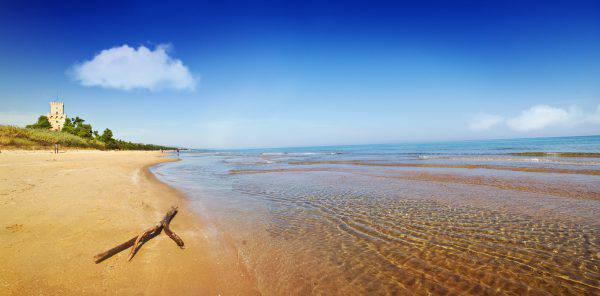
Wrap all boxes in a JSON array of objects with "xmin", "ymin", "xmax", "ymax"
[
  {"xmin": 26, "ymin": 115, "xmax": 51, "ymax": 129},
  {"xmin": 100, "ymin": 128, "xmax": 114, "ymax": 143},
  {"xmin": 61, "ymin": 117, "xmax": 75, "ymax": 134},
  {"xmin": 72, "ymin": 117, "xmax": 84, "ymax": 126},
  {"xmin": 101, "ymin": 129, "xmax": 118, "ymax": 149},
  {"xmin": 76, "ymin": 123, "xmax": 93, "ymax": 139},
  {"xmin": 62, "ymin": 116, "xmax": 93, "ymax": 138}
]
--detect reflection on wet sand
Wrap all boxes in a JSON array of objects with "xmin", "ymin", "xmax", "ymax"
[
  {"xmin": 228, "ymin": 171, "xmax": 599, "ymax": 294},
  {"xmin": 224, "ymin": 163, "xmax": 600, "ymax": 294},
  {"xmin": 156, "ymin": 149, "xmax": 600, "ymax": 295}
]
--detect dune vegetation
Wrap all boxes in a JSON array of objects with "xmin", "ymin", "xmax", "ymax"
[
  {"xmin": 0, "ymin": 125, "xmax": 105, "ymax": 149},
  {"xmin": 0, "ymin": 124, "xmax": 175, "ymax": 151}
]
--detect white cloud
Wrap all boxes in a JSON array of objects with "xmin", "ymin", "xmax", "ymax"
[
  {"xmin": 0, "ymin": 112, "xmax": 38, "ymax": 127},
  {"xmin": 506, "ymin": 105, "xmax": 579, "ymax": 131},
  {"xmin": 472, "ymin": 104, "xmax": 600, "ymax": 132},
  {"xmin": 70, "ymin": 44, "xmax": 196, "ymax": 91},
  {"xmin": 469, "ymin": 113, "xmax": 503, "ymax": 131}
]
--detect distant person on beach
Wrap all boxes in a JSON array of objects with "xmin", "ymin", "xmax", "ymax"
[
  {"xmin": 53, "ymin": 143, "xmax": 58, "ymax": 154},
  {"xmin": 176, "ymin": 148, "xmax": 180, "ymax": 157}
]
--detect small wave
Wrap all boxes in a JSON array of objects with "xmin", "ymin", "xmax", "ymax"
[
  {"xmin": 184, "ymin": 151, "xmax": 236, "ymax": 157},
  {"xmin": 261, "ymin": 152, "xmax": 341, "ymax": 156},
  {"xmin": 289, "ymin": 152, "xmax": 341, "ymax": 156}
]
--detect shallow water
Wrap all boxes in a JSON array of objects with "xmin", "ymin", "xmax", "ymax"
[{"xmin": 153, "ymin": 136, "xmax": 600, "ymax": 295}]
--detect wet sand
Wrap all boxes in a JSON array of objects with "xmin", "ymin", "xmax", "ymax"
[
  {"xmin": 166, "ymin": 152, "xmax": 600, "ymax": 295},
  {"xmin": 0, "ymin": 150, "xmax": 258, "ymax": 295}
]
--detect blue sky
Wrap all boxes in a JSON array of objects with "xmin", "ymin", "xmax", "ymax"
[{"xmin": 1, "ymin": 1, "xmax": 599, "ymax": 148}]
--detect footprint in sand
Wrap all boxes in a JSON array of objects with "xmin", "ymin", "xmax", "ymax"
[{"xmin": 6, "ymin": 224, "xmax": 24, "ymax": 233}]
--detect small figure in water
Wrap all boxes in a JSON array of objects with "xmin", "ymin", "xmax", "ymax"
[
  {"xmin": 54, "ymin": 143, "xmax": 59, "ymax": 154},
  {"xmin": 176, "ymin": 148, "xmax": 180, "ymax": 157}
]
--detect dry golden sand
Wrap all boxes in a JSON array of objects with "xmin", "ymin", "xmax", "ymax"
[{"xmin": 0, "ymin": 150, "xmax": 259, "ymax": 295}]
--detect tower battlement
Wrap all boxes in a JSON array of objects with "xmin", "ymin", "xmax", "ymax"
[{"xmin": 47, "ymin": 101, "xmax": 66, "ymax": 131}]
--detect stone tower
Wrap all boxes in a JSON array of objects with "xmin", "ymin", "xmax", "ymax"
[{"xmin": 47, "ymin": 101, "xmax": 66, "ymax": 131}]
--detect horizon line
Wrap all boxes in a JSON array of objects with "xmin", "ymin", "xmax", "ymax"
[{"xmin": 188, "ymin": 133, "xmax": 600, "ymax": 151}]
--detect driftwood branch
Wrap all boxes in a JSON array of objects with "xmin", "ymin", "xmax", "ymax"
[
  {"xmin": 94, "ymin": 206, "xmax": 185, "ymax": 264},
  {"xmin": 164, "ymin": 213, "xmax": 185, "ymax": 248}
]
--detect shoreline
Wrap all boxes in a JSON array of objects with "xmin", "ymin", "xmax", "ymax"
[{"xmin": 0, "ymin": 150, "xmax": 258, "ymax": 295}]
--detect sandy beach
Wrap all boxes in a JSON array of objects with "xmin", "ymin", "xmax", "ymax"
[{"xmin": 0, "ymin": 150, "xmax": 258, "ymax": 295}]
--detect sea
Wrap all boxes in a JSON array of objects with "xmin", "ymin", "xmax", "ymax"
[{"xmin": 151, "ymin": 135, "xmax": 600, "ymax": 295}]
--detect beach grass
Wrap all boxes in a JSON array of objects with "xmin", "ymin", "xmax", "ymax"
[{"xmin": 0, "ymin": 125, "xmax": 105, "ymax": 149}]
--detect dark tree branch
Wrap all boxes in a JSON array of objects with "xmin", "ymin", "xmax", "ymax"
[{"xmin": 93, "ymin": 206, "xmax": 184, "ymax": 264}]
